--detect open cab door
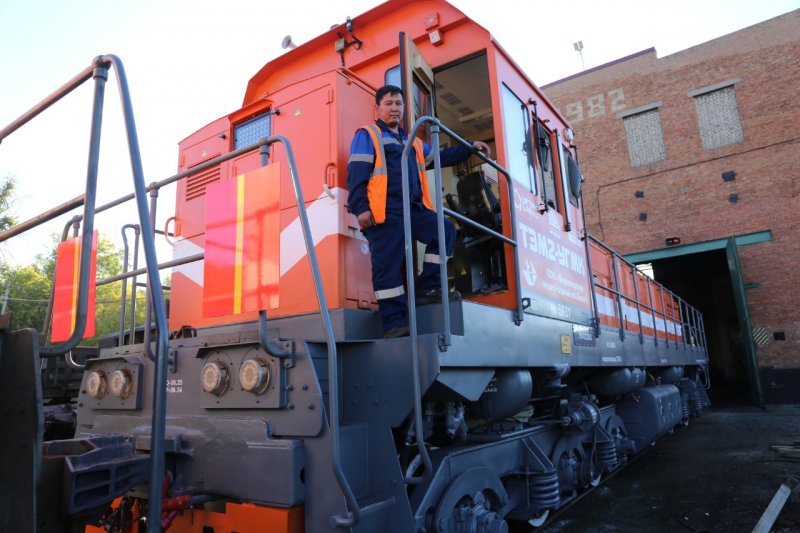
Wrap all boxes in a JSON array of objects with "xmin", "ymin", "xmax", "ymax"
[
  {"xmin": 399, "ymin": 32, "xmax": 435, "ymax": 136},
  {"xmin": 398, "ymin": 34, "xmax": 512, "ymax": 304}
]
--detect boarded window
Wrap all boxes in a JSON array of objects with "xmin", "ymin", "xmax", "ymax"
[
  {"xmin": 693, "ymin": 85, "xmax": 744, "ymax": 150},
  {"xmin": 623, "ymin": 109, "xmax": 666, "ymax": 167}
]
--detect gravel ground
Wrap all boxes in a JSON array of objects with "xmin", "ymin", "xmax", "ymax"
[{"xmin": 526, "ymin": 404, "xmax": 800, "ymax": 532}]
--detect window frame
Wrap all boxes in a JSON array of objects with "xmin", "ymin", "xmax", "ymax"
[{"xmin": 500, "ymin": 83, "xmax": 536, "ymax": 193}]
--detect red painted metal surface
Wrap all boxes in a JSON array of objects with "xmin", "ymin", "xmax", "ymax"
[{"xmin": 51, "ymin": 231, "xmax": 97, "ymax": 342}]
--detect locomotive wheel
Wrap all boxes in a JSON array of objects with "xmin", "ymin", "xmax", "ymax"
[{"xmin": 431, "ymin": 467, "xmax": 508, "ymax": 533}]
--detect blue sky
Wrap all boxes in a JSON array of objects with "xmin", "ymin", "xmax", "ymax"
[{"xmin": 1, "ymin": 0, "xmax": 797, "ymax": 266}]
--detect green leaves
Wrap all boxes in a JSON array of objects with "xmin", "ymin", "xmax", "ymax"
[{"xmin": 0, "ymin": 175, "xmax": 16, "ymax": 231}]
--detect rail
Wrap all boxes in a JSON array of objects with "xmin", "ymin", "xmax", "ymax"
[
  {"xmin": 0, "ymin": 54, "xmax": 170, "ymax": 531},
  {"xmin": 588, "ymin": 236, "xmax": 707, "ymax": 352},
  {"xmin": 252, "ymin": 136, "xmax": 360, "ymax": 527},
  {"xmin": 3, "ymin": 129, "xmax": 360, "ymax": 528},
  {"xmin": 400, "ymin": 116, "xmax": 522, "ymax": 485},
  {"xmin": 0, "ymin": 55, "xmax": 310, "ymax": 531}
]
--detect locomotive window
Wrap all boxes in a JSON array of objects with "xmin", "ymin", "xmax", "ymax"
[
  {"xmin": 537, "ymin": 124, "xmax": 558, "ymax": 210},
  {"xmin": 385, "ymin": 65, "xmax": 401, "ymax": 89},
  {"xmin": 233, "ymin": 112, "xmax": 271, "ymax": 150},
  {"xmin": 501, "ymin": 84, "xmax": 535, "ymax": 191},
  {"xmin": 386, "ymin": 64, "xmax": 431, "ymax": 141}
]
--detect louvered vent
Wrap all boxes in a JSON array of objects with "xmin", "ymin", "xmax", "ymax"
[{"xmin": 186, "ymin": 167, "xmax": 221, "ymax": 201}]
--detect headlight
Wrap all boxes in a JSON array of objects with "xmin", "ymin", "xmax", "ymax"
[
  {"xmin": 239, "ymin": 357, "xmax": 270, "ymax": 395},
  {"xmin": 86, "ymin": 370, "xmax": 108, "ymax": 399},
  {"xmin": 109, "ymin": 369, "xmax": 133, "ymax": 399},
  {"xmin": 201, "ymin": 360, "xmax": 230, "ymax": 396}
]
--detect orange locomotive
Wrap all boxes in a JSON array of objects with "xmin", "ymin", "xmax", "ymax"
[{"xmin": 1, "ymin": 1, "xmax": 709, "ymax": 532}]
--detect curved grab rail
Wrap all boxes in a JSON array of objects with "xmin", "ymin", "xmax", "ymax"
[
  {"xmin": 99, "ymin": 54, "xmax": 170, "ymax": 533},
  {"xmin": 34, "ymin": 58, "xmax": 109, "ymax": 358},
  {"xmin": 399, "ymin": 116, "xmax": 522, "ymax": 486},
  {"xmin": 0, "ymin": 54, "xmax": 170, "ymax": 532},
  {"xmin": 265, "ymin": 135, "xmax": 360, "ymax": 527}
]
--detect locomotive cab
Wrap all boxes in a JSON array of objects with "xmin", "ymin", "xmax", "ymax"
[{"xmin": 170, "ymin": 9, "xmax": 592, "ymax": 333}]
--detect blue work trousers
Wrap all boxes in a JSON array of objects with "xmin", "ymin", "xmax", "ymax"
[{"xmin": 364, "ymin": 206, "xmax": 455, "ymax": 331}]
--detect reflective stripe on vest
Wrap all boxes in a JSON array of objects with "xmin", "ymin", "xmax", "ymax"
[{"xmin": 362, "ymin": 124, "xmax": 433, "ymax": 224}]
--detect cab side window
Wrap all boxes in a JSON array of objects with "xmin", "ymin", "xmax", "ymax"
[
  {"xmin": 537, "ymin": 124, "xmax": 558, "ymax": 211},
  {"xmin": 501, "ymin": 84, "xmax": 536, "ymax": 192}
]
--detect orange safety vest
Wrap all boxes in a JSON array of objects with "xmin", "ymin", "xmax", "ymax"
[{"xmin": 362, "ymin": 124, "xmax": 434, "ymax": 224}]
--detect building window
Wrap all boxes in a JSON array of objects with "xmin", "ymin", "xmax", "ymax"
[
  {"xmin": 619, "ymin": 103, "xmax": 666, "ymax": 167},
  {"xmin": 690, "ymin": 80, "xmax": 744, "ymax": 150}
]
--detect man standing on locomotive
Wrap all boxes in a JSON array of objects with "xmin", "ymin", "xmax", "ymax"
[{"xmin": 346, "ymin": 85, "xmax": 491, "ymax": 338}]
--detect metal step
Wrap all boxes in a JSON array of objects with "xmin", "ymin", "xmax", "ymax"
[{"xmin": 352, "ymin": 494, "xmax": 396, "ymax": 533}]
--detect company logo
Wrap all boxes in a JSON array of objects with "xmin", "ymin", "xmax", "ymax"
[{"xmin": 523, "ymin": 259, "xmax": 537, "ymax": 286}]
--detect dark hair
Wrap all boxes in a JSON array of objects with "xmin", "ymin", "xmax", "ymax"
[{"xmin": 375, "ymin": 85, "xmax": 404, "ymax": 105}]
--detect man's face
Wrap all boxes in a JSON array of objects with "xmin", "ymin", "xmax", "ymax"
[{"xmin": 376, "ymin": 92, "xmax": 404, "ymax": 128}]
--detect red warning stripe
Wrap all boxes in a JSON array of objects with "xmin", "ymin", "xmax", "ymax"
[{"xmin": 51, "ymin": 231, "xmax": 97, "ymax": 342}]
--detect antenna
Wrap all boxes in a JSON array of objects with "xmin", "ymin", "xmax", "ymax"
[
  {"xmin": 281, "ymin": 35, "xmax": 297, "ymax": 50},
  {"xmin": 573, "ymin": 40, "xmax": 585, "ymax": 70}
]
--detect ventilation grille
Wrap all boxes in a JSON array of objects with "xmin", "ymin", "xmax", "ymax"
[
  {"xmin": 185, "ymin": 167, "xmax": 221, "ymax": 201},
  {"xmin": 440, "ymin": 92, "xmax": 461, "ymax": 105}
]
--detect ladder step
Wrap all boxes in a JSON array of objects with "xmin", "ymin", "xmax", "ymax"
[
  {"xmin": 345, "ymin": 495, "xmax": 397, "ymax": 533},
  {"xmin": 357, "ymin": 494, "xmax": 395, "ymax": 515}
]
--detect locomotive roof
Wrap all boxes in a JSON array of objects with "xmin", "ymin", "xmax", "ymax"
[{"xmin": 243, "ymin": 0, "xmax": 481, "ymax": 105}]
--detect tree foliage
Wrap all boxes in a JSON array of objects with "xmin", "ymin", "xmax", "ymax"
[{"xmin": 0, "ymin": 175, "xmax": 16, "ymax": 231}]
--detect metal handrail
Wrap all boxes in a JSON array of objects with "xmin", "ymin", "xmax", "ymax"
[
  {"xmin": 588, "ymin": 235, "xmax": 707, "ymax": 351},
  {"xmin": 119, "ymin": 224, "xmax": 140, "ymax": 347},
  {"xmin": 593, "ymin": 281, "xmax": 684, "ymax": 345},
  {"xmin": 255, "ymin": 135, "xmax": 359, "ymax": 527},
  {"xmin": 0, "ymin": 54, "xmax": 169, "ymax": 532},
  {"xmin": 399, "ymin": 116, "xmax": 522, "ymax": 486},
  {"xmin": 36, "ymin": 59, "xmax": 108, "ymax": 357},
  {"xmin": 0, "ymin": 130, "xmax": 275, "ymax": 246},
  {"xmin": 629, "ymin": 263, "xmax": 645, "ymax": 344},
  {"xmin": 1, "ymin": 58, "xmax": 359, "ymax": 529}
]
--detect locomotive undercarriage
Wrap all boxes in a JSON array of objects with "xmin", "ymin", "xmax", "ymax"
[{"xmin": 30, "ymin": 300, "xmax": 708, "ymax": 532}]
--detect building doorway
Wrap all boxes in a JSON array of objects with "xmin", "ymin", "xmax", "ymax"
[{"xmin": 635, "ymin": 244, "xmax": 763, "ymax": 406}]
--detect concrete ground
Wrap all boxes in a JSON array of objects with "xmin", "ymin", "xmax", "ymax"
[{"xmin": 530, "ymin": 404, "xmax": 800, "ymax": 532}]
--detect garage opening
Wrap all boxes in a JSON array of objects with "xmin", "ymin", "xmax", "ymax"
[{"xmin": 638, "ymin": 249, "xmax": 754, "ymax": 405}]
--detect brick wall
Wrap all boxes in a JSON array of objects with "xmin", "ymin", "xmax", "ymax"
[{"xmin": 542, "ymin": 11, "xmax": 800, "ymax": 377}]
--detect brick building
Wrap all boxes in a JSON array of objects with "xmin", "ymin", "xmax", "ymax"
[{"xmin": 542, "ymin": 10, "xmax": 800, "ymax": 404}]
